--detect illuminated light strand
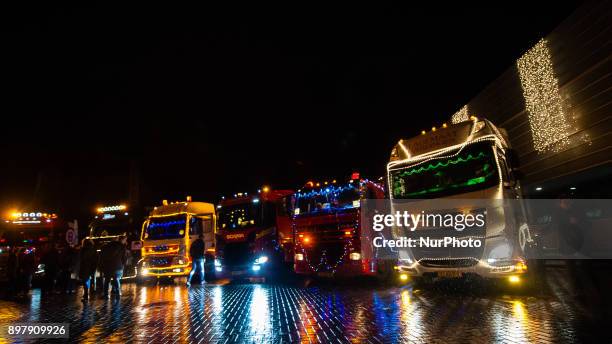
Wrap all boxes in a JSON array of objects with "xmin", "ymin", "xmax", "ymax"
[
  {"xmin": 295, "ymin": 184, "xmax": 358, "ymax": 199},
  {"xmin": 147, "ymin": 220, "xmax": 186, "ymax": 229},
  {"xmin": 97, "ymin": 205, "xmax": 126, "ymax": 213},
  {"xmin": 387, "ymin": 119, "xmax": 506, "ymax": 170},
  {"xmin": 451, "ymin": 105, "xmax": 469, "ymax": 124},
  {"xmin": 293, "ymin": 210, "xmax": 360, "ymax": 274},
  {"xmin": 517, "ymin": 39, "xmax": 571, "ymax": 153},
  {"xmin": 388, "ymin": 136, "xmax": 502, "ymax": 173},
  {"xmin": 395, "ymin": 152, "xmax": 489, "ymax": 177}
]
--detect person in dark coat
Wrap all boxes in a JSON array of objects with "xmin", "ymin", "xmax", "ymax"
[
  {"xmin": 79, "ymin": 239, "xmax": 98, "ymax": 301},
  {"xmin": 18, "ymin": 247, "xmax": 37, "ymax": 297},
  {"xmin": 186, "ymin": 234, "xmax": 205, "ymax": 286},
  {"xmin": 40, "ymin": 243, "xmax": 59, "ymax": 294},
  {"xmin": 6, "ymin": 247, "xmax": 19, "ymax": 299},
  {"xmin": 57, "ymin": 244, "xmax": 72, "ymax": 294},
  {"xmin": 99, "ymin": 236, "xmax": 128, "ymax": 298}
]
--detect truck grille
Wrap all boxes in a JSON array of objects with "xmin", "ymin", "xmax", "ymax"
[
  {"xmin": 222, "ymin": 242, "xmax": 251, "ymax": 267},
  {"xmin": 149, "ymin": 257, "xmax": 172, "ymax": 267},
  {"xmin": 419, "ymin": 258, "xmax": 478, "ymax": 268},
  {"xmin": 407, "ymin": 228, "xmax": 485, "ymax": 263}
]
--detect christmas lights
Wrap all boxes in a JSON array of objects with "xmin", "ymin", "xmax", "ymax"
[
  {"xmin": 147, "ymin": 219, "xmax": 186, "ymax": 229},
  {"xmin": 517, "ymin": 39, "xmax": 571, "ymax": 153},
  {"xmin": 97, "ymin": 205, "xmax": 127, "ymax": 213},
  {"xmin": 451, "ymin": 105, "xmax": 469, "ymax": 124}
]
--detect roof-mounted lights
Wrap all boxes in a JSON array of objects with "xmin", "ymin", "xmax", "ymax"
[{"xmin": 96, "ymin": 205, "xmax": 127, "ymax": 213}]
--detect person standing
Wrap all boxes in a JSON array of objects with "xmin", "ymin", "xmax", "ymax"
[
  {"xmin": 6, "ymin": 247, "xmax": 19, "ymax": 299},
  {"xmin": 100, "ymin": 236, "xmax": 128, "ymax": 298},
  {"xmin": 79, "ymin": 239, "xmax": 98, "ymax": 302},
  {"xmin": 18, "ymin": 248, "xmax": 37, "ymax": 298},
  {"xmin": 57, "ymin": 244, "xmax": 73, "ymax": 294},
  {"xmin": 40, "ymin": 243, "xmax": 59, "ymax": 294},
  {"xmin": 186, "ymin": 233, "xmax": 205, "ymax": 286}
]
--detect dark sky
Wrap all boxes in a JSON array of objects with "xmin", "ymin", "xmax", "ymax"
[{"xmin": 1, "ymin": 2, "xmax": 582, "ymax": 218}]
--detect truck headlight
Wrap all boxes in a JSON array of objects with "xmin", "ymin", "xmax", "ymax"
[
  {"xmin": 214, "ymin": 259, "xmax": 222, "ymax": 267},
  {"xmin": 295, "ymin": 253, "xmax": 304, "ymax": 261},
  {"xmin": 349, "ymin": 252, "xmax": 361, "ymax": 261},
  {"xmin": 255, "ymin": 256, "xmax": 268, "ymax": 264},
  {"xmin": 142, "ymin": 268, "xmax": 150, "ymax": 275}
]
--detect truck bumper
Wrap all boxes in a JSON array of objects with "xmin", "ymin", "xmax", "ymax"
[{"xmin": 396, "ymin": 258, "xmax": 527, "ymax": 279}]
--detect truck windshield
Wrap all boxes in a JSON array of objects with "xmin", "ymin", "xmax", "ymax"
[
  {"xmin": 90, "ymin": 222, "xmax": 127, "ymax": 237},
  {"xmin": 295, "ymin": 184, "xmax": 360, "ymax": 214},
  {"xmin": 144, "ymin": 215, "xmax": 187, "ymax": 240},
  {"xmin": 219, "ymin": 203, "xmax": 261, "ymax": 230},
  {"xmin": 390, "ymin": 142, "xmax": 499, "ymax": 199}
]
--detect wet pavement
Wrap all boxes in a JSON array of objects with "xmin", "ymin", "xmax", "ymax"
[{"xmin": 0, "ymin": 266, "xmax": 610, "ymax": 343}]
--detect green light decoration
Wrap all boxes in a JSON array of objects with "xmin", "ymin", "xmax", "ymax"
[
  {"xmin": 396, "ymin": 151, "xmax": 488, "ymax": 177},
  {"xmin": 392, "ymin": 151, "xmax": 495, "ymax": 198}
]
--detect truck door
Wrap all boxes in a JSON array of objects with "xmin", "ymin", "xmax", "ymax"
[{"xmin": 189, "ymin": 215, "xmax": 214, "ymax": 249}]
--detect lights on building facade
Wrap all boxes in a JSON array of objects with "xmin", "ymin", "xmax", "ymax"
[{"xmin": 517, "ymin": 39, "xmax": 571, "ymax": 153}]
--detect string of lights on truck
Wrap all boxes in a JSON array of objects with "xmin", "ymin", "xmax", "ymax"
[{"xmin": 293, "ymin": 202, "xmax": 360, "ymax": 273}]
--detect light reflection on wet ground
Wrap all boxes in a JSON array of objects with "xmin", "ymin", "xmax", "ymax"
[{"xmin": 0, "ymin": 267, "xmax": 609, "ymax": 343}]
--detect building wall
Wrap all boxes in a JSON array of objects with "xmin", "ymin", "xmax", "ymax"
[{"xmin": 452, "ymin": 1, "xmax": 611, "ymax": 190}]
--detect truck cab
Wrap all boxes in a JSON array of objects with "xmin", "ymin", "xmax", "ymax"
[
  {"xmin": 0, "ymin": 211, "xmax": 71, "ymax": 282},
  {"xmin": 292, "ymin": 175, "xmax": 386, "ymax": 278},
  {"xmin": 214, "ymin": 188, "xmax": 293, "ymax": 281},
  {"xmin": 87, "ymin": 204, "xmax": 143, "ymax": 278},
  {"xmin": 387, "ymin": 117, "xmax": 532, "ymax": 284},
  {"xmin": 138, "ymin": 199, "xmax": 216, "ymax": 282}
]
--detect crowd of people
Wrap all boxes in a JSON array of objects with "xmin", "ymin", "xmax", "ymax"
[{"xmin": 4, "ymin": 236, "xmax": 130, "ymax": 302}]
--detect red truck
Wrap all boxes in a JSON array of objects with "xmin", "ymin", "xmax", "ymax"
[
  {"xmin": 212, "ymin": 187, "xmax": 294, "ymax": 281},
  {"xmin": 292, "ymin": 174, "xmax": 387, "ymax": 278},
  {"xmin": 0, "ymin": 211, "xmax": 75, "ymax": 282}
]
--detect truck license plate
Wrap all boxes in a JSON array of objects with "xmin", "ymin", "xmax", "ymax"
[
  {"xmin": 317, "ymin": 272, "xmax": 333, "ymax": 278},
  {"xmin": 437, "ymin": 271, "xmax": 462, "ymax": 278},
  {"xmin": 231, "ymin": 271, "xmax": 245, "ymax": 276}
]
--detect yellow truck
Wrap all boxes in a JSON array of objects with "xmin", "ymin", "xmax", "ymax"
[{"xmin": 138, "ymin": 198, "xmax": 215, "ymax": 282}]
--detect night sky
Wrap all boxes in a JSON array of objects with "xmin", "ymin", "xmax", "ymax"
[{"xmin": 1, "ymin": 2, "xmax": 582, "ymax": 219}]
